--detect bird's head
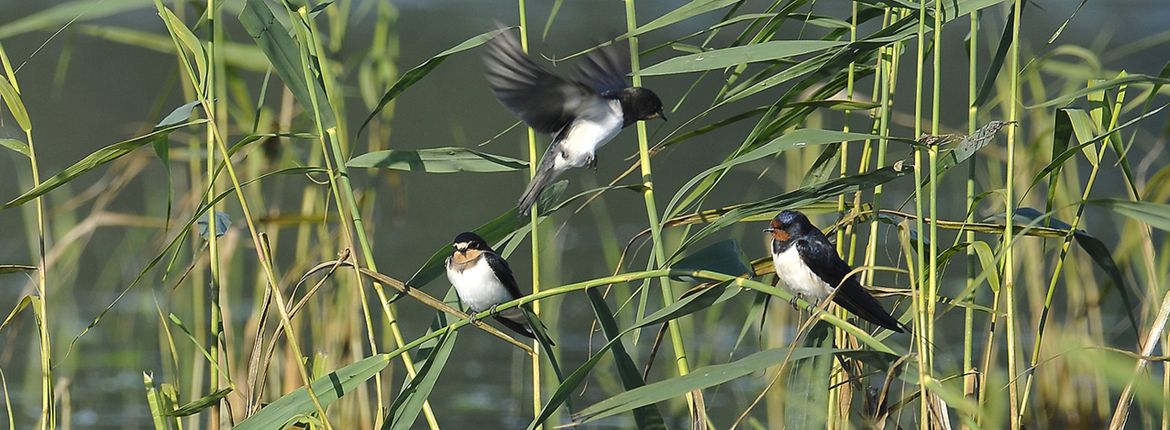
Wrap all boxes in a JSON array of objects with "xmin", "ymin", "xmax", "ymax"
[
  {"xmin": 620, "ymin": 87, "xmax": 666, "ymax": 124},
  {"xmin": 763, "ymin": 210, "xmax": 812, "ymax": 242},
  {"xmin": 452, "ymin": 232, "xmax": 489, "ymax": 255}
]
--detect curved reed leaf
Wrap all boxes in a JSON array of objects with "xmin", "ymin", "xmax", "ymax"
[
  {"xmin": 165, "ymin": 388, "xmax": 232, "ymax": 417},
  {"xmin": 240, "ymin": 0, "xmax": 337, "ymax": 128},
  {"xmin": 347, "ymin": 147, "xmax": 528, "ymax": 173},
  {"xmin": 1093, "ymin": 199, "xmax": 1170, "ymax": 232},
  {"xmin": 623, "ymin": 0, "xmax": 739, "ymax": 38},
  {"xmin": 574, "ymin": 348, "xmax": 896, "ymax": 424},
  {"xmin": 0, "ymin": 265, "xmax": 36, "ymax": 274},
  {"xmin": 236, "ymin": 354, "xmax": 391, "ymax": 430},
  {"xmin": 0, "ymin": 138, "xmax": 28, "ymax": 158},
  {"xmin": 785, "ymin": 323, "xmax": 834, "ymax": 429},
  {"xmin": 640, "ymin": 40, "xmax": 844, "ymax": 75},
  {"xmin": 0, "ymin": 75, "xmax": 30, "ymax": 131},
  {"xmin": 386, "ymin": 312, "xmax": 458, "ymax": 430},
  {"xmin": 531, "ymin": 282, "xmax": 739, "ymax": 430},
  {"xmin": 2, "ymin": 119, "xmax": 207, "ymax": 209},
  {"xmin": 582, "ymin": 289, "xmax": 666, "ymax": 430}
]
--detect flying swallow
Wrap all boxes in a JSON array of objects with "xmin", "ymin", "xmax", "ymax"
[{"xmin": 483, "ymin": 30, "xmax": 665, "ymax": 215}]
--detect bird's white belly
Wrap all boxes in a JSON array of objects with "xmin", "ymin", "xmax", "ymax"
[
  {"xmin": 555, "ymin": 99, "xmax": 623, "ymax": 169},
  {"xmin": 772, "ymin": 245, "xmax": 833, "ymax": 301},
  {"xmin": 447, "ymin": 259, "xmax": 513, "ymax": 312}
]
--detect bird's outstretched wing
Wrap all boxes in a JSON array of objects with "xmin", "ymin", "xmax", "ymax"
[
  {"xmin": 483, "ymin": 30, "xmax": 594, "ymax": 134},
  {"xmin": 794, "ymin": 236, "xmax": 904, "ymax": 332},
  {"xmin": 572, "ymin": 41, "xmax": 631, "ymax": 96}
]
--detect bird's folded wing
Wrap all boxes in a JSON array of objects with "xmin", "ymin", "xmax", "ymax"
[{"xmin": 484, "ymin": 250, "xmax": 526, "ymax": 300}]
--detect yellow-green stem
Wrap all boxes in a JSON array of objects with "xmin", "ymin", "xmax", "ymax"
[
  {"xmin": 1004, "ymin": 0, "xmax": 1023, "ymax": 427},
  {"xmin": 962, "ymin": 10, "xmax": 979, "ymax": 430},
  {"xmin": 516, "ymin": 2, "xmax": 545, "ymax": 425}
]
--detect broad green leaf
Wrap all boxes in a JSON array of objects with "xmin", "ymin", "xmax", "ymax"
[
  {"xmin": 1094, "ymin": 199, "xmax": 1170, "ymax": 232},
  {"xmin": 157, "ymin": 6, "xmax": 207, "ymax": 82},
  {"xmin": 579, "ymin": 289, "xmax": 666, "ymax": 430},
  {"xmin": 671, "ymin": 239, "xmax": 753, "ymax": 279},
  {"xmin": 533, "ymin": 283, "xmax": 740, "ymax": 430},
  {"xmin": 0, "ymin": 75, "xmax": 31, "ymax": 131},
  {"xmin": 973, "ymin": 3, "xmax": 1017, "ymax": 107},
  {"xmin": 347, "ymin": 147, "xmax": 528, "ymax": 173},
  {"xmin": 166, "ymin": 388, "xmax": 232, "ymax": 417},
  {"xmin": 386, "ymin": 306, "xmax": 457, "ymax": 430},
  {"xmin": 3, "ymin": 120, "xmax": 206, "ymax": 209},
  {"xmin": 235, "ymin": 354, "xmax": 390, "ymax": 430},
  {"xmin": 574, "ymin": 347, "xmax": 895, "ymax": 424},
  {"xmin": 625, "ymin": 0, "xmax": 739, "ymax": 38},
  {"xmin": 239, "ymin": 0, "xmax": 337, "ymax": 129},
  {"xmin": 0, "ymin": 138, "xmax": 28, "ymax": 157},
  {"xmin": 1029, "ymin": 74, "xmax": 1170, "ymax": 108},
  {"xmin": 0, "ymin": 265, "xmax": 36, "ymax": 274},
  {"xmin": 1013, "ymin": 208, "xmax": 1138, "ymax": 333},
  {"xmin": 641, "ymin": 40, "xmax": 843, "ymax": 75},
  {"xmin": 1, "ymin": 295, "xmax": 34, "ymax": 333},
  {"xmin": 143, "ymin": 373, "xmax": 171, "ymax": 429},
  {"xmin": 1026, "ymin": 103, "xmax": 1168, "ymax": 197},
  {"xmin": 356, "ymin": 28, "xmax": 508, "ymax": 138},
  {"xmin": 785, "ymin": 323, "xmax": 833, "ymax": 429}
]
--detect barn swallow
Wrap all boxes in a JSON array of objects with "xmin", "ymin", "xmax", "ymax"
[
  {"xmin": 445, "ymin": 231, "xmax": 547, "ymax": 341},
  {"xmin": 765, "ymin": 210, "xmax": 904, "ymax": 332},
  {"xmin": 483, "ymin": 30, "xmax": 666, "ymax": 216}
]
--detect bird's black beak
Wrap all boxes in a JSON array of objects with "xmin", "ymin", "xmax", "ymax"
[
  {"xmin": 658, "ymin": 110, "xmax": 668, "ymax": 121},
  {"xmin": 763, "ymin": 228, "xmax": 776, "ymax": 233}
]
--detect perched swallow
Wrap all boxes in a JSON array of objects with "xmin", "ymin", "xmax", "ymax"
[
  {"xmin": 483, "ymin": 30, "xmax": 666, "ymax": 216},
  {"xmin": 445, "ymin": 231, "xmax": 544, "ymax": 341},
  {"xmin": 765, "ymin": 210, "xmax": 904, "ymax": 332}
]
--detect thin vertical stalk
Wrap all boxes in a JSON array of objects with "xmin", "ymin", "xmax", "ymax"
[
  {"xmin": 928, "ymin": 0, "xmax": 943, "ymax": 386},
  {"xmin": 912, "ymin": 2, "xmax": 931, "ymax": 425},
  {"xmin": 623, "ymin": 0, "xmax": 696, "ymax": 416},
  {"xmin": 829, "ymin": 5, "xmax": 859, "ymax": 428},
  {"xmin": 153, "ymin": 0, "xmax": 331, "ymax": 422},
  {"xmin": 1004, "ymin": 0, "xmax": 1024, "ymax": 427},
  {"xmin": 0, "ymin": 44, "xmax": 51, "ymax": 430},
  {"xmin": 516, "ymin": 2, "xmax": 544, "ymax": 425},
  {"xmin": 204, "ymin": 1, "xmax": 223, "ymax": 427},
  {"xmin": 864, "ymin": 8, "xmax": 897, "ymax": 290},
  {"xmin": 962, "ymin": 10, "xmax": 979, "ymax": 430},
  {"xmin": 292, "ymin": 7, "xmax": 439, "ymax": 428}
]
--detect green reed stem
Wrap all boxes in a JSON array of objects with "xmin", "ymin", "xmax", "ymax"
[
  {"xmin": 1005, "ymin": 0, "xmax": 1023, "ymax": 427},
  {"xmin": 962, "ymin": 10, "xmax": 979, "ymax": 430},
  {"xmin": 928, "ymin": 0, "xmax": 943, "ymax": 381},
  {"xmin": 0, "ymin": 47, "xmax": 52, "ymax": 428},
  {"xmin": 205, "ymin": 1, "xmax": 223, "ymax": 427},
  {"xmin": 913, "ymin": 3, "xmax": 932, "ymax": 422},
  {"xmin": 1019, "ymin": 80, "xmax": 1126, "ymax": 419},
  {"xmin": 292, "ymin": 7, "xmax": 439, "ymax": 427},
  {"xmin": 624, "ymin": 0, "xmax": 694, "ymax": 385},
  {"xmin": 516, "ymin": 2, "xmax": 546, "ymax": 426},
  {"xmin": 152, "ymin": 1, "xmax": 331, "ymax": 424}
]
